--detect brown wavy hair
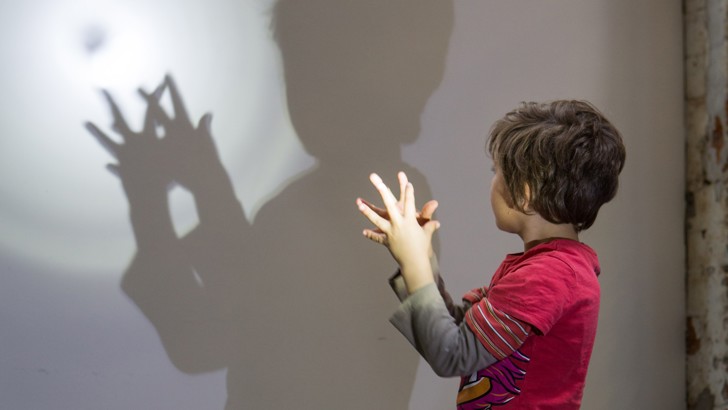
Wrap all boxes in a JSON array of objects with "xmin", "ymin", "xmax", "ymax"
[{"xmin": 487, "ymin": 100, "xmax": 626, "ymax": 231}]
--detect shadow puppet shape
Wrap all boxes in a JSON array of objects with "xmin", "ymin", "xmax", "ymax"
[{"xmin": 88, "ymin": 0, "xmax": 453, "ymax": 408}]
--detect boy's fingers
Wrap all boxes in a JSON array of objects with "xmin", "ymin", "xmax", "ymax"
[
  {"xmin": 359, "ymin": 198, "xmax": 388, "ymax": 219},
  {"xmin": 357, "ymin": 198, "xmax": 390, "ymax": 231},
  {"xmin": 362, "ymin": 229, "xmax": 387, "ymax": 245},
  {"xmin": 365, "ymin": 198, "xmax": 435, "ymax": 223},
  {"xmin": 369, "ymin": 173, "xmax": 400, "ymax": 220},
  {"xmin": 420, "ymin": 200, "xmax": 439, "ymax": 220},
  {"xmin": 397, "ymin": 171, "xmax": 408, "ymax": 206},
  {"xmin": 423, "ymin": 220, "xmax": 441, "ymax": 238},
  {"xmin": 403, "ymin": 182, "xmax": 417, "ymax": 218}
]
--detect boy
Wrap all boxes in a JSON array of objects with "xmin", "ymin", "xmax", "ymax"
[{"xmin": 356, "ymin": 100, "xmax": 625, "ymax": 409}]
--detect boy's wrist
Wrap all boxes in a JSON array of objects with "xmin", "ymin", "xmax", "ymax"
[{"xmin": 400, "ymin": 258, "xmax": 435, "ymax": 294}]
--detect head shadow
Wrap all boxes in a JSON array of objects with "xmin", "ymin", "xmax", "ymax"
[
  {"xmin": 90, "ymin": 1, "xmax": 454, "ymax": 408},
  {"xmin": 271, "ymin": 0, "xmax": 453, "ymax": 164}
]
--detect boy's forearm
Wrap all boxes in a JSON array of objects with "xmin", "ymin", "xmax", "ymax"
[
  {"xmin": 400, "ymin": 260, "xmax": 435, "ymax": 294},
  {"xmin": 389, "ymin": 283, "xmax": 497, "ymax": 377},
  {"xmin": 388, "ymin": 258, "xmax": 496, "ymax": 377},
  {"xmin": 398, "ymin": 251, "xmax": 438, "ymax": 294},
  {"xmin": 390, "ymin": 253, "xmax": 445, "ymax": 303}
]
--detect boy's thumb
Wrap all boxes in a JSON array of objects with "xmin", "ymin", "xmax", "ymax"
[{"xmin": 424, "ymin": 220, "xmax": 441, "ymax": 237}]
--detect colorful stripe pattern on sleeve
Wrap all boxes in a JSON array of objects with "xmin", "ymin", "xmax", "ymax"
[{"xmin": 463, "ymin": 288, "xmax": 531, "ymax": 360}]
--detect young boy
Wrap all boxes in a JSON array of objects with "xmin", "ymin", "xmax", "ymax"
[{"xmin": 356, "ymin": 100, "xmax": 625, "ymax": 409}]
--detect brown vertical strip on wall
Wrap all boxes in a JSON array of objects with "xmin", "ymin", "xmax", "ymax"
[{"xmin": 685, "ymin": 0, "xmax": 728, "ymax": 408}]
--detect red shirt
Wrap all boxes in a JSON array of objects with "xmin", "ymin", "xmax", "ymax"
[{"xmin": 458, "ymin": 239, "xmax": 601, "ymax": 409}]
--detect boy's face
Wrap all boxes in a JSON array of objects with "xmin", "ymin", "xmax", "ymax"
[{"xmin": 490, "ymin": 165, "xmax": 523, "ymax": 234}]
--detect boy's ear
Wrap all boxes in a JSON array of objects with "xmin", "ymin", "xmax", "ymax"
[{"xmin": 522, "ymin": 183, "xmax": 534, "ymax": 212}]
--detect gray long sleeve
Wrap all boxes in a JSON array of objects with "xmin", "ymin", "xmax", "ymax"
[{"xmin": 389, "ymin": 283, "xmax": 497, "ymax": 377}]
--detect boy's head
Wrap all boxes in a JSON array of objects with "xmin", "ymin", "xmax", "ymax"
[{"xmin": 487, "ymin": 100, "xmax": 625, "ymax": 232}]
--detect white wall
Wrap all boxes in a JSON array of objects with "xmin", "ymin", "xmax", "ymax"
[{"xmin": 0, "ymin": 0, "xmax": 684, "ymax": 409}]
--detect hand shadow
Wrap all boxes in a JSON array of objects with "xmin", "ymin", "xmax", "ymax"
[
  {"xmin": 87, "ymin": 0, "xmax": 453, "ymax": 408},
  {"xmin": 86, "ymin": 75, "xmax": 251, "ymax": 376}
]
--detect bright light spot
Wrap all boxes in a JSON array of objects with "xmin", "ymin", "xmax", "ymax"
[{"xmin": 0, "ymin": 0, "xmax": 314, "ymax": 275}]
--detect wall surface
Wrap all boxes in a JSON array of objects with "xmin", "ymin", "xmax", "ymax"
[{"xmin": 0, "ymin": 0, "xmax": 685, "ymax": 409}]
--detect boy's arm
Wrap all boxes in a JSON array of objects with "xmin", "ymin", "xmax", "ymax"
[
  {"xmin": 357, "ymin": 173, "xmax": 439, "ymax": 294},
  {"xmin": 389, "ymin": 254, "xmax": 468, "ymax": 323},
  {"xmin": 389, "ymin": 283, "xmax": 497, "ymax": 377},
  {"xmin": 358, "ymin": 173, "xmax": 515, "ymax": 375},
  {"xmin": 389, "ymin": 252, "xmax": 441, "ymax": 301},
  {"xmin": 389, "ymin": 277, "xmax": 534, "ymax": 378}
]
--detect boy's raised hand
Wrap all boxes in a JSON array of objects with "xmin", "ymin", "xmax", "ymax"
[
  {"xmin": 357, "ymin": 172, "xmax": 440, "ymax": 292},
  {"xmin": 357, "ymin": 172, "xmax": 439, "ymax": 237},
  {"xmin": 357, "ymin": 197, "xmax": 439, "ymax": 235}
]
